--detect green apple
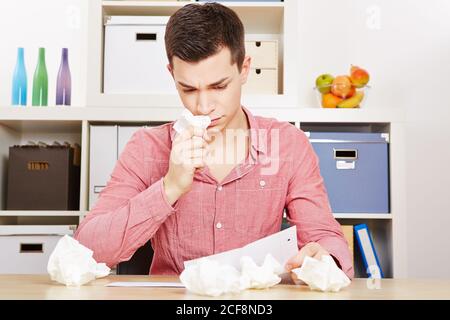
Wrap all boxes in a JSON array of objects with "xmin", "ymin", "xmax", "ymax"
[{"xmin": 315, "ymin": 74, "xmax": 334, "ymax": 94}]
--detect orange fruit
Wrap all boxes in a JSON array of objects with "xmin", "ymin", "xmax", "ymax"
[
  {"xmin": 322, "ymin": 93, "xmax": 343, "ymax": 108},
  {"xmin": 331, "ymin": 75, "xmax": 352, "ymax": 98}
]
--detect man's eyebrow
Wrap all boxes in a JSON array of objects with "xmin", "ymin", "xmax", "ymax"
[{"xmin": 178, "ymin": 77, "xmax": 231, "ymax": 89}]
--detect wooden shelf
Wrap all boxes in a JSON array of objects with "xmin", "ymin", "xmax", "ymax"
[
  {"xmin": 0, "ymin": 211, "xmax": 86, "ymax": 217},
  {"xmin": 0, "ymin": 106, "xmax": 405, "ymax": 124},
  {"xmin": 333, "ymin": 213, "xmax": 392, "ymax": 220}
]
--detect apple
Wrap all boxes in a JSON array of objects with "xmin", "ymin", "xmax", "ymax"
[
  {"xmin": 350, "ymin": 65, "xmax": 370, "ymax": 88},
  {"xmin": 315, "ymin": 74, "xmax": 334, "ymax": 94}
]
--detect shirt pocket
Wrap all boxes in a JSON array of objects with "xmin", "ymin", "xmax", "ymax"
[{"xmin": 234, "ymin": 176, "xmax": 286, "ymax": 237}]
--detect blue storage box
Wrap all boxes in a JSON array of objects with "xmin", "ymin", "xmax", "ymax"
[{"xmin": 307, "ymin": 132, "xmax": 390, "ymax": 213}]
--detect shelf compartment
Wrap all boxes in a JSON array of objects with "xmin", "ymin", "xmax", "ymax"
[
  {"xmin": 102, "ymin": 1, "xmax": 284, "ymax": 34},
  {"xmin": 0, "ymin": 121, "xmax": 83, "ymax": 212}
]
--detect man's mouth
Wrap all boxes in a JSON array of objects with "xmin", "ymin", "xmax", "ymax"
[{"xmin": 208, "ymin": 116, "xmax": 223, "ymax": 127}]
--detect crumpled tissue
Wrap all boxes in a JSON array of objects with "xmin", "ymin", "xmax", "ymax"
[
  {"xmin": 173, "ymin": 109, "xmax": 211, "ymax": 134},
  {"xmin": 291, "ymin": 255, "xmax": 351, "ymax": 292},
  {"xmin": 180, "ymin": 254, "xmax": 283, "ymax": 297},
  {"xmin": 47, "ymin": 235, "xmax": 111, "ymax": 286}
]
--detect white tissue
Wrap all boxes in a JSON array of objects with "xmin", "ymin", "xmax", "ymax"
[
  {"xmin": 173, "ymin": 109, "xmax": 211, "ymax": 134},
  {"xmin": 47, "ymin": 235, "xmax": 111, "ymax": 286},
  {"xmin": 240, "ymin": 255, "xmax": 283, "ymax": 289},
  {"xmin": 180, "ymin": 254, "xmax": 283, "ymax": 297},
  {"xmin": 291, "ymin": 255, "xmax": 351, "ymax": 292}
]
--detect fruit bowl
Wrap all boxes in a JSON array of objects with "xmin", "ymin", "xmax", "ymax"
[
  {"xmin": 314, "ymin": 66, "xmax": 371, "ymax": 108},
  {"xmin": 314, "ymin": 84, "xmax": 370, "ymax": 109}
]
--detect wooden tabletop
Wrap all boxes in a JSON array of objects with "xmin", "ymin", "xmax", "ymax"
[{"xmin": 0, "ymin": 275, "xmax": 449, "ymax": 300}]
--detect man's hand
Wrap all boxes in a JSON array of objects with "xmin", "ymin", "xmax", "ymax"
[
  {"xmin": 285, "ymin": 242, "xmax": 330, "ymax": 283},
  {"xmin": 163, "ymin": 125, "xmax": 217, "ymax": 205}
]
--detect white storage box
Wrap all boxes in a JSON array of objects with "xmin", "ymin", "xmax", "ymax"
[
  {"xmin": 243, "ymin": 68, "xmax": 278, "ymax": 94},
  {"xmin": 0, "ymin": 225, "xmax": 75, "ymax": 274},
  {"xmin": 103, "ymin": 16, "xmax": 176, "ymax": 94},
  {"xmin": 89, "ymin": 125, "xmax": 147, "ymax": 209},
  {"xmin": 245, "ymin": 40, "xmax": 278, "ymax": 69}
]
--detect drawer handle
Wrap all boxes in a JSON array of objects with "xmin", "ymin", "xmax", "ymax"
[
  {"xmin": 256, "ymin": 69, "xmax": 261, "ymax": 75},
  {"xmin": 20, "ymin": 243, "xmax": 43, "ymax": 253},
  {"xmin": 334, "ymin": 149, "xmax": 358, "ymax": 160},
  {"xmin": 256, "ymin": 41, "xmax": 261, "ymax": 47},
  {"xmin": 136, "ymin": 33, "xmax": 157, "ymax": 41}
]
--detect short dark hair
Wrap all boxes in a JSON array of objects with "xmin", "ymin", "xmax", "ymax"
[{"xmin": 165, "ymin": 2, "xmax": 245, "ymax": 72}]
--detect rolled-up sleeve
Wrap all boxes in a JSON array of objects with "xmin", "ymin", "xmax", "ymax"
[
  {"xmin": 74, "ymin": 129, "xmax": 177, "ymax": 268},
  {"xmin": 285, "ymin": 131, "xmax": 354, "ymax": 279}
]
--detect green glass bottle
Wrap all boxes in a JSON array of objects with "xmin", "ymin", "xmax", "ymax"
[{"xmin": 32, "ymin": 48, "xmax": 48, "ymax": 106}]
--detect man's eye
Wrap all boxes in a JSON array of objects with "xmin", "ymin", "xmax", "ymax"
[
  {"xmin": 214, "ymin": 85, "xmax": 227, "ymax": 90},
  {"xmin": 183, "ymin": 89, "xmax": 195, "ymax": 93}
]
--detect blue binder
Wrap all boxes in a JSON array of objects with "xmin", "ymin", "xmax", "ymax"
[{"xmin": 354, "ymin": 224, "xmax": 384, "ymax": 278}]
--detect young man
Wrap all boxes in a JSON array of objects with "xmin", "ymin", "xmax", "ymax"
[{"xmin": 75, "ymin": 3, "xmax": 354, "ymax": 280}]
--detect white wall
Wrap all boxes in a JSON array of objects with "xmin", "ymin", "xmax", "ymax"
[
  {"xmin": 0, "ymin": 0, "xmax": 87, "ymax": 106},
  {"xmin": 298, "ymin": 0, "xmax": 450, "ymax": 278}
]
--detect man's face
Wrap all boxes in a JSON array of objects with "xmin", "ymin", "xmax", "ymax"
[{"xmin": 168, "ymin": 46, "xmax": 251, "ymax": 132}]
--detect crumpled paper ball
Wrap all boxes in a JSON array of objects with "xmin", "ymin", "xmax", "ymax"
[
  {"xmin": 291, "ymin": 255, "xmax": 351, "ymax": 292},
  {"xmin": 47, "ymin": 235, "xmax": 110, "ymax": 286},
  {"xmin": 240, "ymin": 254, "xmax": 284, "ymax": 289},
  {"xmin": 180, "ymin": 254, "xmax": 283, "ymax": 297},
  {"xmin": 173, "ymin": 109, "xmax": 211, "ymax": 134}
]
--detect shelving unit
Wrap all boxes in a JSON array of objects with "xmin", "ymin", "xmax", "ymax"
[
  {"xmin": 0, "ymin": 0, "xmax": 407, "ymax": 278},
  {"xmin": 85, "ymin": 0, "xmax": 298, "ymax": 108}
]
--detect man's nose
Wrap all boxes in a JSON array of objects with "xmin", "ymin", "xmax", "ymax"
[{"xmin": 196, "ymin": 91, "xmax": 215, "ymax": 115}]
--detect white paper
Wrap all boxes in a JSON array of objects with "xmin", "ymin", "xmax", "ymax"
[
  {"xmin": 173, "ymin": 109, "xmax": 211, "ymax": 134},
  {"xmin": 47, "ymin": 235, "xmax": 111, "ymax": 286},
  {"xmin": 184, "ymin": 226, "xmax": 298, "ymax": 272},
  {"xmin": 106, "ymin": 281, "xmax": 184, "ymax": 288},
  {"xmin": 291, "ymin": 255, "xmax": 351, "ymax": 292},
  {"xmin": 180, "ymin": 254, "xmax": 284, "ymax": 297}
]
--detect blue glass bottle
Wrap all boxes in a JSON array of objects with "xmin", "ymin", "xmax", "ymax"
[
  {"xmin": 56, "ymin": 48, "xmax": 71, "ymax": 106},
  {"xmin": 11, "ymin": 47, "xmax": 27, "ymax": 106}
]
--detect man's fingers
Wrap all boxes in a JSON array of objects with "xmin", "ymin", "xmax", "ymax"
[
  {"xmin": 204, "ymin": 128, "xmax": 220, "ymax": 142},
  {"xmin": 285, "ymin": 251, "xmax": 307, "ymax": 271},
  {"xmin": 192, "ymin": 126, "xmax": 205, "ymax": 138},
  {"xmin": 189, "ymin": 136, "xmax": 208, "ymax": 149},
  {"xmin": 189, "ymin": 148, "xmax": 208, "ymax": 159},
  {"xmin": 191, "ymin": 157, "xmax": 206, "ymax": 169},
  {"xmin": 175, "ymin": 126, "xmax": 205, "ymax": 142}
]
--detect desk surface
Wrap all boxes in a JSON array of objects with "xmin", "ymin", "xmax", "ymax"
[{"xmin": 1, "ymin": 275, "xmax": 449, "ymax": 300}]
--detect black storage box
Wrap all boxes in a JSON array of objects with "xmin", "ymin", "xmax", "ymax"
[{"xmin": 6, "ymin": 144, "xmax": 80, "ymax": 210}]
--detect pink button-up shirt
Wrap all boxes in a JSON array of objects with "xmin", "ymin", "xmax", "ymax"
[{"xmin": 75, "ymin": 107, "xmax": 354, "ymax": 279}]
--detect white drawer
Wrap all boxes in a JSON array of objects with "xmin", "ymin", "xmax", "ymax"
[
  {"xmin": 0, "ymin": 225, "xmax": 75, "ymax": 274},
  {"xmin": 245, "ymin": 41, "xmax": 278, "ymax": 69},
  {"xmin": 243, "ymin": 68, "xmax": 278, "ymax": 94}
]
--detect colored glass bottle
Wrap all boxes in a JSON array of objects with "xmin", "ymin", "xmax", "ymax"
[
  {"xmin": 56, "ymin": 48, "xmax": 71, "ymax": 106},
  {"xmin": 32, "ymin": 47, "xmax": 48, "ymax": 106},
  {"xmin": 11, "ymin": 47, "xmax": 27, "ymax": 106}
]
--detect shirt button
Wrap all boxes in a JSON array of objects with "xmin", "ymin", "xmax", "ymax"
[
  {"xmin": 216, "ymin": 222, "xmax": 222, "ymax": 229},
  {"xmin": 217, "ymin": 185, "xmax": 223, "ymax": 191},
  {"xmin": 259, "ymin": 180, "xmax": 266, "ymax": 187}
]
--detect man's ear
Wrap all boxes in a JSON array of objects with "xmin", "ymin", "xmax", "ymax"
[
  {"xmin": 167, "ymin": 63, "xmax": 174, "ymax": 78},
  {"xmin": 240, "ymin": 55, "xmax": 251, "ymax": 85}
]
